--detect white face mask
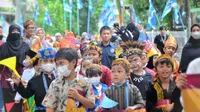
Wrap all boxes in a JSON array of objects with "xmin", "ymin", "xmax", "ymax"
[
  {"xmin": 23, "ymin": 59, "xmax": 31, "ymax": 67},
  {"xmin": 192, "ymin": 32, "xmax": 200, "ymax": 39},
  {"xmin": 41, "ymin": 63, "xmax": 55, "ymax": 72},
  {"xmin": 57, "ymin": 65, "xmax": 71, "ymax": 77},
  {"xmin": 89, "ymin": 77, "xmax": 101, "ymax": 86}
]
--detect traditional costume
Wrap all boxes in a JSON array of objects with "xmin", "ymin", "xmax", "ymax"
[
  {"xmin": 14, "ymin": 47, "xmax": 57, "ymax": 112},
  {"xmin": 146, "ymin": 55, "xmax": 182, "ymax": 112},
  {"xmin": 121, "ymin": 41, "xmax": 153, "ymax": 100},
  {"xmin": 0, "ymin": 24, "xmax": 30, "ymax": 112},
  {"xmin": 164, "ymin": 35, "xmax": 179, "ymax": 81},
  {"xmin": 105, "ymin": 59, "xmax": 145, "ymax": 111},
  {"xmin": 23, "ymin": 20, "xmax": 42, "ymax": 52}
]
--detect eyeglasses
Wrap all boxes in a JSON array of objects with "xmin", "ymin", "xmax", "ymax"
[{"xmin": 26, "ymin": 27, "xmax": 35, "ymax": 30}]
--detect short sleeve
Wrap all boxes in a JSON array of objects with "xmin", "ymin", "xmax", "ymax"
[
  {"xmin": 84, "ymin": 82, "xmax": 95, "ymax": 105},
  {"xmin": 42, "ymin": 81, "xmax": 58, "ymax": 109}
]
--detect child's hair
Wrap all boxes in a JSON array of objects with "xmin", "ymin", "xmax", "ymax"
[
  {"xmin": 55, "ymin": 48, "xmax": 78, "ymax": 68},
  {"xmin": 100, "ymin": 26, "xmax": 112, "ymax": 35},
  {"xmin": 112, "ymin": 58, "xmax": 130, "ymax": 73},
  {"xmin": 121, "ymin": 41, "xmax": 146, "ymax": 57},
  {"xmin": 85, "ymin": 64, "xmax": 102, "ymax": 78},
  {"xmin": 155, "ymin": 55, "xmax": 174, "ymax": 71}
]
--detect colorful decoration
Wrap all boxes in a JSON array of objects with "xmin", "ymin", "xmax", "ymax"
[
  {"xmin": 38, "ymin": 47, "xmax": 57, "ymax": 59},
  {"xmin": 0, "ymin": 57, "xmax": 20, "ymax": 78}
]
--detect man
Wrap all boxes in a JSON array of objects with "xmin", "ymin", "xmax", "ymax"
[
  {"xmin": 99, "ymin": 26, "xmax": 116, "ymax": 69},
  {"xmin": 154, "ymin": 26, "xmax": 169, "ymax": 54},
  {"xmin": 23, "ymin": 20, "xmax": 41, "ymax": 52}
]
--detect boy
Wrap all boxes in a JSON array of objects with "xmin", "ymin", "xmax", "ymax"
[
  {"xmin": 121, "ymin": 41, "xmax": 153, "ymax": 101},
  {"xmin": 85, "ymin": 64, "xmax": 108, "ymax": 111},
  {"xmin": 163, "ymin": 35, "xmax": 179, "ymax": 80},
  {"xmin": 42, "ymin": 48, "xmax": 95, "ymax": 112},
  {"xmin": 86, "ymin": 42, "xmax": 112, "ymax": 86},
  {"xmin": 12, "ymin": 47, "xmax": 57, "ymax": 112},
  {"xmin": 97, "ymin": 58, "xmax": 145, "ymax": 111},
  {"xmin": 99, "ymin": 26, "xmax": 116, "ymax": 69}
]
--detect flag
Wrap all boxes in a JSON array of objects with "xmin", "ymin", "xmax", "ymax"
[
  {"xmin": 0, "ymin": 15, "xmax": 5, "ymax": 27},
  {"xmin": 132, "ymin": 5, "xmax": 141, "ymax": 23},
  {"xmin": 89, "ymin": 0, "xmax": 94, "ymax": 13},
  {"xmin": 77, "ymin": 0, "xmax": 83, "ymax": 9},
  {"xmin": 64, "ymin": 3, "xmax": 72, "ymax": 12},
  {"xmin": 33, "ymin": 3, "xmax": 39, "ymax": 21},
  {"xmin": 148, "ymin": 0, "xmax": 157, "ymax": 29},
  {"xmin": 183, "ymin": 58, "xmax": 200, "ymax": 112},
  {"xmin": 161, "ymin": 0, "xmax": 177, "ymax": 21},
  {"xmin": 174, "ymin": 6, "xmax": 180, "ymax": 24},
  {"xmin": 44, "ymin": 9, "xmax": 52, "ymax": 26},
  {"xmin": 99, "ymin": 0, "xmax": 117, "ymax": 26}
]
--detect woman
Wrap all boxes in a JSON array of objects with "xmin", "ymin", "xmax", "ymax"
[
  {"xmin": 35, "ymin": 28, "xmax": 52, "ymax": 48},
  {"xmin": 0, "ymin": 24, "xmax": 30, "ymax": 112},
  {"xmin": 179, "ymin": 24, "xmax": 200, "ymax": 73}
]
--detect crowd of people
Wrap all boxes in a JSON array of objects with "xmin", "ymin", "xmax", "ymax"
[{"xmin": 0, "ymin": 18, "xmax": 200, "ymax": 112}]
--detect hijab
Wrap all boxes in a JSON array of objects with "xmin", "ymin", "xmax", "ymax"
[
  {"xmin": 179, "ymin": 24, "xmax": 200, "ymax": 72},
  {"xmin": 0, "ymin": 24, "xmax": 30, "ymax": 65}
]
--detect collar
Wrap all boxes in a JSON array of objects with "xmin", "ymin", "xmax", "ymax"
[{"xmin": 101, "ymin": 42, "xmax": 115, "ymax": 47}]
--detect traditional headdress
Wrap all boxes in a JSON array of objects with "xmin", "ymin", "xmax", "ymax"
[
  {"xmin": 121, "ymin": 41, "xmax": 145, "ymax": 57},
  {"xmin": 164, "ymin": 35, "xmax": 177, "ymax": 48},
  {"xmin": 23, "ymin": 20, "xmax": 34, "ymax": 28},
  {"xmin": 145, "ymin": 40, "xmax": 161, "ymax": 58},
  {"xmin": 156, "ymin": 54, "xmax": 174, "ymax": 67},
  {"xmin": 112, "ymin": 58, "xmax": 130, "ymax": 70},
  {"xmin": 38, "ymin": 47, "xmax": 57, "ymax": 59},
  {"xmin": 87, "ymin": 41, "xmax": 102, "ymax": 55}
]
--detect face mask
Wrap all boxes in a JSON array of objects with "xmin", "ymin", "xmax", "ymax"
[
  {"xmin": 89, "ymin": 77, "xmax": 100, "ymax": 86},
  {"xmin": 23, "ymin": 59, "xmax": 31, "ymax": 67},
  {"xmin": 41, "ymin": 63, "xmax": 55, "ymax": 72},
  {"xmin": 8, "ymin": 33, "xmax": 21, "ymax": 41},
  {"xmin": 192, "ymin": 32, "xmax": 200, "ymax": 39},
  {"xmin": 57, "ymin": 65, "xmax": 71, "ymax": 77}
]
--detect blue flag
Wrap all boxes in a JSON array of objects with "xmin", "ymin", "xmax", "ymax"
[
  {"xmin": 77, "ymin": 0, "xmax": 83, "ymax": 9},
  {"xmin": 44, "ymin": 9, "xmax": 52, "ymax": 26},
  {"xmin": 89, "ymin": 0, "xmax": 94, "ymax": 13},
  {"xmin": 0, "ymin": 15, "xmax": 6, "ymax": 33},
  {"xmin": 148, "ymin": 0, "xmax": 157, "ymax": 29},
  {"xmin": 132, "ymin": 5, "xmax": 141, "ymax": 23},
  {"xmin": 174, "ymin": 6, "xmax": 180, "ymax": 24},
  {"xmin": 33, "ymin": 4, "xmax": 39, "ymax": 21},
  {"xmin": 161, "ymin": 0, "xmax": 177, "ymax": 21}
]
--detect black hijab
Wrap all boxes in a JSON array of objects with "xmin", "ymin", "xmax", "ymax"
[
  {"xmin": 179, "ymin": 24, "xmax": 200, "ymax": 72},
  {"xmin": 0, "ymin": 24, "xmax": 30, "ymax": 65}
]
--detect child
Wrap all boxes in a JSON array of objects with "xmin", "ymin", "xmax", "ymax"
[
  {"xmin": 86, "ymin": 64, "xmax": 108, "ymax": 111},
  {"xmin": 98, "ymin": 58, "xmax": 145, "ymax": 111},
  {"xmin": 42, "ymin": 48, "xmax": 95, "ymax": 112},
  {"xmin": 12, "ymin": 47, "xmax": 57, "ymax": 112},
  {"xmin": 163, "ymin": 35, "xmax": 179, "ymax": 80},
  {"xmin": 86, "ymin": 42, "xmax": 112, "ymax": 86},
  {"xmin": 76, "ymin": 56, "xmax": 93, "ymax": 76},
  {"xmin": 146, "ymin": 54, "xmax": 184, "ymax": 112},
  {"xmin": 121, "ymin": 41, "xmax": 153, "ymax": 101}
]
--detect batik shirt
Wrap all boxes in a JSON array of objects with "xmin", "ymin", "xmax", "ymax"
[{"xmin": 42, "ymin": 75, "xmax": 95, "ymax": 112}]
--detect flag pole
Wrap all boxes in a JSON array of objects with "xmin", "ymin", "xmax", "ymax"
[
  {"xmin": 77, "ymin": 0, "xmax": 80, "ymax": 35},
  {"xmin": 63, "ymin": 0, "xmax": 67, "ymax": 30},
  {"xmin": 70, "ymin": 11, "xmax": 72, "ymax": 32},
  {"xmin": 87, "ymin": 3, "xmax": 90, "ymax": 33}
]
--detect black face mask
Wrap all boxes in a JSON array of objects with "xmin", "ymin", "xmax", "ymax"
[
  {"xmin": 0, "ymin": 35, "xmax": 3, "ymax": 40},
  {"xmin": 7, "ymin": 33, "xmax": 21, "ymax": 41}
]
